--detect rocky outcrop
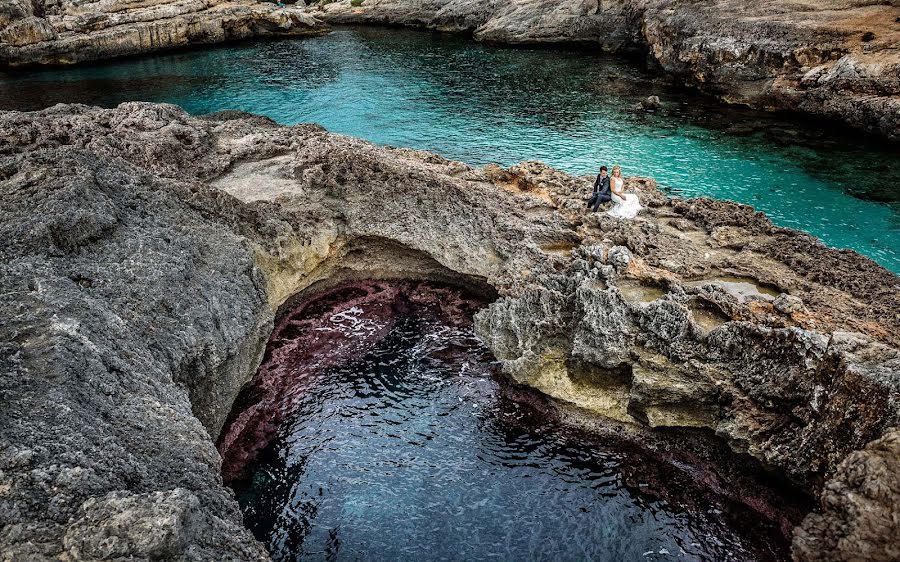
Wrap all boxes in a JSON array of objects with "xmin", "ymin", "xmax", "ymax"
[
  {"xmin": 794, "ymin": 429, "xmax": 900, "ymax": 562},
  {"xmin": 0, "ymin": 110, "xmax": 276, "ymax": 561},
  {"xmin": 639, "ymin": 0, "xmax": 900, "ymax": 141},
  {"xmin": 313, "ymin": 0, "xmax": 900, "ymax": 139},
  {"xmin": 0, "ymin": 103, "xmax": 897, "ymax": 560},
  {"xmin": 0, "ymin": 0, "xmax": 328, "ymax": 66},
  {"xmin": 473, "ymin": 160, "xmax": 900, "ymax": 486},
  {"xmin": 0, "ymin": 102, "xmax": 558, "ymax": 561},
  {"xmin": 314, "ymin": 0, "xmax": 643, "ymax": 50}
]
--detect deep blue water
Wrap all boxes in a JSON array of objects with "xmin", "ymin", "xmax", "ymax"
[
  {"xmin": 228, "ymin": 282, "xmax": 798, "ymax": 562},
  {"xmin": 1, "ymin": 27, "xmax": 898, "ymax": 272}
]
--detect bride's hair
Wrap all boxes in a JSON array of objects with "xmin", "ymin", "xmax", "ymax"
[{"xmin": 611, "ymin": 165, "xmax": 622, "ymax": 177}]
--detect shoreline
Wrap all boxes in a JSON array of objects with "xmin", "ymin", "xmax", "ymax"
[{"xmin": 1, "ymin": 0, "xmax": 898, "ymax": 139}]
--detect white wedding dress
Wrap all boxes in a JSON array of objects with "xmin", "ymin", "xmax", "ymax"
[{"xmin": 606, "ymin": 177, "xmax": 642, "ymax": 219}]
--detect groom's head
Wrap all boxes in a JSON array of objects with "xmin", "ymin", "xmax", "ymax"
[{"xmin": 600, "ymin": 165, "xmax": 608, "ymax": 177}]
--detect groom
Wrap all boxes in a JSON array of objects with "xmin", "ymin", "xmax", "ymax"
[{"xmin": 587, "ymin": 165, "xmax": 611, "ymax": 212}]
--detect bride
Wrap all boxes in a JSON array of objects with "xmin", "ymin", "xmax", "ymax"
[{"xmin": 606, "ymin": 165, "xmax": 642, "ymax": 219}]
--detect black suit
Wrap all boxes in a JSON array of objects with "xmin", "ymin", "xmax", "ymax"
[{"xmin": 588, "ymin": 174, "xmax": 611, "ymax": 211}]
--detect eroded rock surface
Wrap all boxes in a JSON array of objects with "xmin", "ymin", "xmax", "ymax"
[
  {"xmin": 474, "ymin": 160, "xmax": 900, "ymax": 486},
  {"xmin": 0, "ymin": 103, "xmax": 897, "ymax": 560},
  {"xmin": 0, "ymin": 0, "xmax": 327, "ymax": 66},
  {"xmin": 314, "ymin": 0, "xmax": 643, "ymax": 49},
  {"xmin": 640, "ymin": 0, "xmax": 900, "ymax": 141},
  {"xmin": 794, "ymin": 428, "xmax": 900, "ymax": 562}
]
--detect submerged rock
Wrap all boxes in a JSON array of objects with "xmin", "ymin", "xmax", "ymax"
[
  {"xmin": 638, "ymin": 95, "xmax": 662, "ymax": 111},
  {"xmin": 0, "ymin": 102, "xmax": 897, "ymax": 560}
]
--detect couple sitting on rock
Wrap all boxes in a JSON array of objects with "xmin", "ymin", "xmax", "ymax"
[{"xmin": 586, "ymin": 164, "xmax": 642, "ymax": 219}]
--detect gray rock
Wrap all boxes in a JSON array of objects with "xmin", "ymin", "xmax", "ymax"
[
  {"xmin": 63, "ymin": 489, "xmax": 203, "ymax": 560},
  {"xmin": 640, "ymin": 95, "xmax": 662, "ymax": 110},
  {"xmin": 607, "ymin": 245, "xmax": 631, "ymax": 271},
  {"xmin": 774, "ymin": 293, "xmax": 806, "ymax": 314},
  {"xmin": 639, "ymin": 0, "xmax": 900, "ymax": 140},
  {"xmin": 314, "ymin": 0, "xmax": 641, "ymax": 50},
  {"xmin": 0, "ymin": 1, "xmax": 328, "ymax": 66}
]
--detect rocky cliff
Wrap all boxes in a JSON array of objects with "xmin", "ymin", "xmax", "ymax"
[
  {"xmin": 314, "ymin": 0, "xmax": 644, "ymax": 49},
  {"xmin": 0, "ymin": 0, "xmax": 327, "ymax": 66},
  {"xmin": 0, "ymin": 103, "xmax": 897, "ymax": 560},
  {"xmin": 639, "ymin": 0, "xmax": 900, "ymax": 142}
]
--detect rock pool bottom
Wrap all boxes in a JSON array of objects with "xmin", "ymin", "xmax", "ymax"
[{"xmin": 218, "ymin": 281, "xmax": 806, "ymax": 561}]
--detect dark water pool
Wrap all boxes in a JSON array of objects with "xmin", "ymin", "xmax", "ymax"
[
  {"xmin": 1, "ymin": 27, "xmax": 898, "ymax": 272},
  {"xmin": 218, "ymin": 281, "xmax": 803, "ymax": 561}
]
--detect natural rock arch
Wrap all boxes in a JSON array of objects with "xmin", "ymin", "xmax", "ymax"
[{"xmin": 0, "ymin": 103, "xmax": 897, "ymax": 561}]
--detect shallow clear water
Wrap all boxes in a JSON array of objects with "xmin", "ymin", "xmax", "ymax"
[
  {"xmin": 222, "ymin": 281, "xmax": 800, "ymax": 562},
  {"xmin": 2, "ymin": 27, "xmax": 898, "ymax": 272}
]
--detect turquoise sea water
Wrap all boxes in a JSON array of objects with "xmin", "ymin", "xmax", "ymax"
[{"xmin": 2, "ymin": 27, "xmax": 898, "ymax": 272}]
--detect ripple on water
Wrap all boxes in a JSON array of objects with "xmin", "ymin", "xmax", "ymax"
[{"xmin": 220, "ymin": 281, "xmax": 803, "ymax": 562}]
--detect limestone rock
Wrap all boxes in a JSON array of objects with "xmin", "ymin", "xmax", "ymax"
[
  {"xmin": 774, "ymin": 293, "xmax": 806, "ymax": 314},
  {"xmin": 64, "ymin": 489, "xmax": 203, "ymax": 560},
  {"xmin": 314, "ymin": 0, "xmax": 642, "ymax": 50},
  {"xmin": 793, "ymin": 429, "xmax": 900, "ymax": 562},
  {"xmin": 639, "ymin": 0, "xmax": 900, "ymax": 140},
  {"xmin": 607, "ymin": 245, "xmax": 631, "ymax": 271},
  {"xmin": 0, "ymin": 15, "xmax": 56, "ymax": 46},
  {"xmin": 0, "ymin": 103, "xmax": 898, "ymax": 560},
  {"xmin": 0, "ymin": 1, "xmax": 328, "ymax": 66}
]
